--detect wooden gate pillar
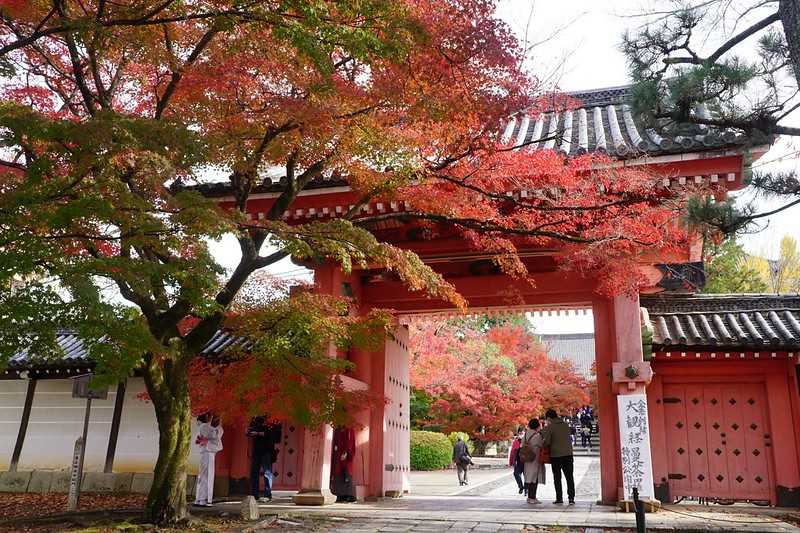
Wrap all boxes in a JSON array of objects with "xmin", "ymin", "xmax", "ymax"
[
  {"xmin": 367, "ymin": 324, "xmax": 411, "ymax": 499},
  {"xmin": 292, "ymin": 263, "xmax": 342, "ymax": 506},
  {"xmin": 594, "ymin": 295, "xmax": 656, "ymax": 505}
]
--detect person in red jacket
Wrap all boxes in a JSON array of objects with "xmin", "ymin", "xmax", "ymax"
[
  {"xmin": 508, "ymin": 426, "xmax": 525, "ymax": 495},
  {"xmin": 331, "ymin": 426, "xmax": 356, "ymax": 502}
]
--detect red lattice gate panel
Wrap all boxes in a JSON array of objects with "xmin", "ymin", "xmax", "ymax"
[
  {"xmin": 663, "ymin": 383, "xmax": 772, "ymax": 503},
  {"xmin": 272, "ymin": 422, "xmax": 302, "ymax": 491}
]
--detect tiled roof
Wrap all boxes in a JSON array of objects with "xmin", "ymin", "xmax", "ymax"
[
  {"xmin": 192, "ymin": 85, "xmax": 770, "ymax": 199},
  {"xmin": 191, "ymin": 174, "xmax": 347, "ymax": 198},
  {"xmin": 641, "ymin": 294, "xmax": 800, "ymax": 350},
  {"xmin": 502, "ymin": 85, "xmax": 769, "ymax": 159},
  {"xmin": 6, "ymin": 329, "xmax": 248, "ymax": 371},
  {"xmin": 7, "ymin": 331, "xmax": 95, "ymax": 369},
  {"xmin": 538, "ymin": 332, "xmax": 595, "ymax": 377}
]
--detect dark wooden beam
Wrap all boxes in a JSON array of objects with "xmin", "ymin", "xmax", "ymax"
[
  {"xmin": 104, "ymin": 380, "xmax": 126, "ymax": 473},
  {"xmin": 9, "ymin": 378, "xmax": 37, "ymax": 472}
]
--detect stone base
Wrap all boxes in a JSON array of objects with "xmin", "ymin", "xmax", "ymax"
[
  {"xmin": 618, "ymin": 498, "xmax": 661, "ymax": 513},
  {"xmin": 292, "ymin": 489, "xmax": 337, "ymax": 506}
]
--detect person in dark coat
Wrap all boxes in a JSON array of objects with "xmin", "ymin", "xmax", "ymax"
[
  {"xmin": 508, "ymin": 426, "xmax": 526, "ymax": 495},
  {"xmin": 246, "ymin": 415, "xmax": 282, "ymax": 502},
  {"xmin": 542, "ymin": 409, "xmax": 575, "ymax": 505},
  {"xmin": 331, "ymin": 426, "xmax": 356, "ymax": 502},
  {"xmin": 452, "ymin": 435, "xmax": 473, "ymax": 486}
]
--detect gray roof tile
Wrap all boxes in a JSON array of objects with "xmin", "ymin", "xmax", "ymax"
[
  {"xmin": 6, "ymin": 329, "xmax": 245, "ymax": 370},
  {"xmin": 504, "ymin": 86, "xmax": 768, "ymax": 159},
  {"xmin": 641, "ymin": 294, "xmax": 800, "ymax": 350},
  {"xmin": 538, "ymin": 332, "xmax": 595, "ymax": 377}
]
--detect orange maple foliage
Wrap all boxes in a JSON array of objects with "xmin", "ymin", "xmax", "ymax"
[
  {"xmin": 0, "ymin": 0, "xmax": 694, "ymax": 521},
  {"xmin": 410, "ymin": 318, "xmax": 591, "ymax": 443}
]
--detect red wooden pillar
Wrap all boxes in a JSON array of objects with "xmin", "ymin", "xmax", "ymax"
[
  {"xmin": 594, "ymin": 294, "xmax": 655, "ymax": 504},
  {"xmin": 368, "ymin": 339, "xmax": 387, "ymax": 499},
  {"xmin": 647, "ymin": 373, "xmax": 670, "ymax": 501},
  {"xmin": 292, "ymin": 263, "xmax": 341, "ymax": 505},
  {"xmin": 593, "ymin": 297, "xmax": 621, "ymax": 504},
  {"xmin": 766, "ymin": 368, "xmax": 800, "ymax": 503}
]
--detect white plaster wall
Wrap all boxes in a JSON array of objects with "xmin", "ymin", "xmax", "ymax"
[
  {"xmin": 0, "ymin": 380, "xmax": 26, "ymax": 470},
  {"xmin": 1, "ymin": 376, "xmax": 201, "ymax": 474},
  {"xmin": 112, "ymin": 377, "xmax": 159, "ymax": 473},
  {"xmin": 111, "ymin": 378, "xmax": 200, "ymax": 474},
  {"xmin": 18, "ymin": 378, "xmax": 116, "ymax": 471}
]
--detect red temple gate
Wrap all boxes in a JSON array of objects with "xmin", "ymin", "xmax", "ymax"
[{"xmin": 208, "ymin": 86, "xmax": 800, "ymax": 507}]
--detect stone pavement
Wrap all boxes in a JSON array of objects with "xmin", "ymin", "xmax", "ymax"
[
  {"xmin": 215, "ymin": 495, "xmax": 800, "ymax": 531},
  {"xmin": 211, "ymin": 457, "xmax": 800, "ymax": 531}
]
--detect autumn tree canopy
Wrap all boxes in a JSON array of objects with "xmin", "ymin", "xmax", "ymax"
[
  {"xmin": 1, "ymin": 0, "xmax": 688, "ymax": 523},
  {"xmin": 409, "ymin": 317, "xmax": 590, "ymax": 445}
]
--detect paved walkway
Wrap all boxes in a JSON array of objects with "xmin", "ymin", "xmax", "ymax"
[
  {"xmin": 213, "ymin": 459, "xmax": 800, "ymax": 532},
  {"xmin": 217, "ymin": 496, "xmax": 800, "ymax": 532}
]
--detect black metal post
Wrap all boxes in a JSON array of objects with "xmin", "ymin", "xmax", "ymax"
[{"xmin": 633, "ymin": 487, "xmax": 647, "ymax": 533}]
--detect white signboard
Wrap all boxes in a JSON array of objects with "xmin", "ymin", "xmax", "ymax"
[{"xmin": 617, "ymin": 394, "xmax": 654, "ymax": 499}]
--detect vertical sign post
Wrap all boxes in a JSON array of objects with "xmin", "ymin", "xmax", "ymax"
[
  {"xmin": 67, "ymin": 436, "xmax": 84, "ymax": 511},
  {"xmin": 617, "ymin": 393, "xmax": 655, "ymax": 500},
  {"xmin": 68, "ymin": 374, "xmax": 108, "ymax": 511}
]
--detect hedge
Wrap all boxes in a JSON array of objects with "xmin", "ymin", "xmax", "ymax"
[{"xmin": 410, "ymin": 430, "xmax": 453, "ymax": 470}]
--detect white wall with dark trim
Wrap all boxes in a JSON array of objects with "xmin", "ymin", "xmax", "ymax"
[{"xmin": 0, "ymin": 377, "xmax": 200, "ymax": 474}]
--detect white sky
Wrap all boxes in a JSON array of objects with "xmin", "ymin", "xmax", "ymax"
[{"xmin": 211, "ymin": 0, "xmax": 800, "ymax": 335}]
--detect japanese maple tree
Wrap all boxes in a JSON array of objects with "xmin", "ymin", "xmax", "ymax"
[
  {"xmin": 409, "ymin": 318, "xmax": 590, "ymax": 450},
  {"xmin": 1, "ymin": 0, "xmax": 687, "ymax": 523}
]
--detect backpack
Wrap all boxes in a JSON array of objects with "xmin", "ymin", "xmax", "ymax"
[{"xmin": 518, "ymin": 433, "xmax": 537, "ymax": 463}]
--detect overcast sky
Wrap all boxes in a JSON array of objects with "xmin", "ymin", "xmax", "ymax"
[{"xmin": 211, "ymin": 0, "xmax": 800, "ymax": 335}]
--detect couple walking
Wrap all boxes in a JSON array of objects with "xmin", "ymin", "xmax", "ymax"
[{"xmin": 512, "ymin": 409, "xmax": 576, "ymax": 505}]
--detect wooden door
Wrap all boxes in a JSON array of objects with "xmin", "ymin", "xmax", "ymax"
[
  {"xmin": 663, "ymin": 383, "xmax": 772, "ymax": 503},
  {"xmin": 271, "ymin": 422, "xmax": 302, "ymax": 490},
  {"xmin": 383, "ymin": 327, "xmax": 411, "ymax": 496}
]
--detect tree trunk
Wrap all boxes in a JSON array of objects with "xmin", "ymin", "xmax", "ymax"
[
  {"xmin": 780, "ymin": 0, "xmax": 800, "ymax": 88},
  {"xmin": 143, "ymin": 360, "xmax": 193, "ymax": 524},
  {"xmin": 473, "ymin": 439, "xmax": 487, "ymax": 456}
]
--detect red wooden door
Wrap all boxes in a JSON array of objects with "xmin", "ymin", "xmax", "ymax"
[
  {"xmin": 663, "ymin": 383, "xmax": 772, "ymax": 503},
  {"xmin": 271, "ymin": 422, "xmax": 302, "ymax": 490}
]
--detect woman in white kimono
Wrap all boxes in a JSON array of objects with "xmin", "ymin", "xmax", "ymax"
[
  {"xmin": 193, "ymin": 413, "xmax": 224, "ymax": 507},
  {"xmin": 523, "ymin": 418, "xmax": 546, "ymax": 504}
]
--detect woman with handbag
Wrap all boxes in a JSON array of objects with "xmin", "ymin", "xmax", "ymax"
[{"xmin": 520, "ymin": 418, "xmax": 546, "ymax": 504}]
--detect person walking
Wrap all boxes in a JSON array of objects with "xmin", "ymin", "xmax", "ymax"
[
  {"xmin": 542, "ymin": 409, "xmax": 575, "ymax": 505},
  {"xmin": 509, "ymin": 426, "xmax": 526, "ymax": 495},
  {"xmin": 193, "ymin": 412, "xmax": 223, "ymax": 507},
  {"xmin": 452, "ymin": 435, "xmax": 473, "ymax": 486},
  {"xmin": 521, "ymin": 418, "xmax": 546, "ymax": 504},
  {"xmin": 247, "ymin": 415, "xmax": 282, "ymax": 502},
  {"xmin": 581, "ymin": 423, "xmax": 592, "ymax": 450}
]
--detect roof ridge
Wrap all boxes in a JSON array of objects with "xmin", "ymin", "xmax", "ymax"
[{"xmin": 651, "ymin": 308, "xmax": 800, "ymax": 315}]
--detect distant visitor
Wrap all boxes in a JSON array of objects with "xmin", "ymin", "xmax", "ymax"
[
  {"xmin": 452, "ymin": 435, "xmax": 473, "ymax": 486},
  {"xmin": 193, "ymin": 412, "xmax": 223, "ymax": 507},
  {"xmin": 247, "ymin": 415, "xmax": 282, "ymax": 502}
]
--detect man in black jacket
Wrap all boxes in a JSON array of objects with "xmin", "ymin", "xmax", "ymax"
[{"xmin": 247, "ymin": 415, "xmax": 282, "ymax": 502}]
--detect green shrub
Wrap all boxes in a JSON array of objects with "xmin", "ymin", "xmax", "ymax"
[
  {"xmin": 410, "ymin": 430, "xmax": 452, "ymax": 470},
  {"xmin": 447, "ymin": 431, "xmax": 475, "ymax": 454}
]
